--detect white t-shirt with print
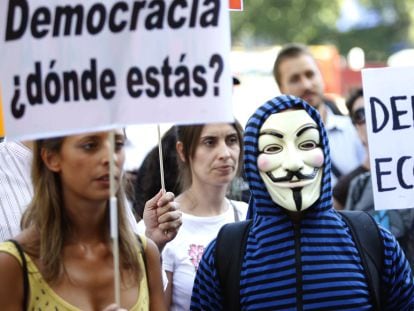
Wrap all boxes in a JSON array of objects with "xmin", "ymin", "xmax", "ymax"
[{"xmin": 162, "ymin": 199, "xmax": 248, "ymax": 311}]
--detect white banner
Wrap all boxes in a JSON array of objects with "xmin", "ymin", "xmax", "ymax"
[
  {"xmin": 362, "ymin": 66, "xmax": 414, "ymax": 210},
  {"xmin": 0, "ymin": 0, "xmax": 232, "ymax": 140}
]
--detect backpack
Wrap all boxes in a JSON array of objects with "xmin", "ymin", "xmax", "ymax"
[
  {"xmin": 348, "ymin": 172, "xmax": 414, "ymax": 270},
  {"xmin": 215, "ymin": 210, "xmax": 383, "ymax": 311}
]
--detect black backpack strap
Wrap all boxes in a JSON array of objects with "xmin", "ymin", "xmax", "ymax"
[
  {"xmin": 8, "ymin": 239, "xmax": 29, "ymax": 310},
  {"xmin": 215, "ymin": 220, "xmax": 252, "ymax": 311},
  {"xmin": 339, "ymin": 210, "xmax": 383, "ymax": 310}
]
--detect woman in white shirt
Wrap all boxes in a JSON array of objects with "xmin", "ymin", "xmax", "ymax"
[{"xmin": 162, "ymin": 122, "xmax": 248, "ymax": 310}]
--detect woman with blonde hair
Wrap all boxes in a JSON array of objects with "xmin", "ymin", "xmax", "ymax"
[{"xmin": 0, "ymin": 130, "xmax": 166, "ymax": 310}]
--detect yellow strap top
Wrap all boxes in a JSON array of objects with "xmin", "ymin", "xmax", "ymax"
[{"xmin": 0, "ymin": 238, "xmax": 149, "ymax": 311}]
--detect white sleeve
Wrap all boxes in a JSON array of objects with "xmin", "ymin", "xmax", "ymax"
[
  {"xmin": 162, "ymin": 269, "xmax": 168, "ymax": 291},
  {"xmin": 136, "ymin": 219, "xmax": 146, "ymax": 235},
  {"xmin": 231, "ymin": 200, "xmax": 249, "ymax": 220},
  {"xmin": 162, "ymin": 245, "xmax": 174, "ymax": 273}
]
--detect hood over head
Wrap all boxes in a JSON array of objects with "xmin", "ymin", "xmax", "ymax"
[{"xmin": 244, "ymin": 95, "xmax": 333, "ymax": 218}]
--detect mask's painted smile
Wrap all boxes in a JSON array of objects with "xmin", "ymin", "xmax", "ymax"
[{"xmin": 266, "ymin": 167, "xmax": 319, "ymax": 186}]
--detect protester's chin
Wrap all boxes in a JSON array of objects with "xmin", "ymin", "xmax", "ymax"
[
  {"xmin": 301, "ymin": 95, "xmax": 321, "ymax": 109},
  {"xmin": 301, "ymin": 196, "xmax": 318, "ymax": 211},
  {"xmin": 304, "ymin": 97, "xmax": 317, "ymax": 108},
  {"xmin": 91, "ymin": 187, "xmax": 120, "ymax": 201},
  {"xmin": 264, "ymin": 183, "xmax": 292, "ymax": 207}
]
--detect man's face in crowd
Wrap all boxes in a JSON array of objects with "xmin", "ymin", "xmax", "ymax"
[
  {"xmin": 278, "ymin": 54, "xmax": 325, "ymax": 109},
  {"xmin": 257, "ymin": 110, "xmax": 324, "ymax": 212}
]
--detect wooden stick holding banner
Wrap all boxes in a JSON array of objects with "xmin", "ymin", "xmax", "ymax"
[
  {"xmin": 109, "ymin": 131, "xmax": 121, "ymax": 305},
  {"xmin": 0, "ymin": 86, "xmax": 4, "ymax": 137},
  {"xmin": 158, "ymin": 124, "xmax": 171, "ymax": 236},
  {"xmin": 157, "ymin": 124, "xmax": 166, "ymax": 192}
]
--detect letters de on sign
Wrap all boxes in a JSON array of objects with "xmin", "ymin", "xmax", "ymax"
[
  {"xmin": 362, "ymin": 66, "xmax": 414, "ymax": 211},
  {"xmin": 0, "ymin": 0, "xmax": 233, "ymax": 140}
]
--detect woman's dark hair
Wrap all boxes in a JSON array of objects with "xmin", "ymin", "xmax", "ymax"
[
  {"xmin": 273, "ymin": 43, "xmax": 312, "ymax": 87},
  {"xmin": 175, "ymin": 121, "xmax": 244, "ymax": 191},
  {"xmin": 132, "ymin": 126, "xmax": 181, "ymax": 218},
  {"xmin": 346, "ymin": 87, "xmax": 363, "ymax": 113}
]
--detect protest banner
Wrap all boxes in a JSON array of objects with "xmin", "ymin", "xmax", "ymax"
[
  {"xmin": 229, "ymin": 0, "xmax": 243, "ymax": 11},
  {"xmin": 0, "ymin": 0, "xmax": 232, "ymax": 140},
  {"xmin": 362, "ymin": 66, "xmax": 414, "ymax": 210}
]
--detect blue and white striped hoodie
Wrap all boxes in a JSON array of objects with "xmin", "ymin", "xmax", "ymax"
[{"xmin": 191, "ymin": 95, "xmax": 414, "ymax": 310}]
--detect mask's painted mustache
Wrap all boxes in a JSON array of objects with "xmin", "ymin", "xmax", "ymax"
[{"xmin": 266, "ymin": 167, "xmax": 319, "ymax": 183}]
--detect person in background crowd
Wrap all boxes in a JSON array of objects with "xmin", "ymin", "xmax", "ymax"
[
  {"xmin": 273, "ymin": 43, "xmax": 365, "ymax": 185},
  {"xmin": 127, "ymin": 76, "xmax": 246, "ymax": 217},
  {"xmin": 0, "ymin": 130, "xmax": 167, "ymax": 310},
  {"xmin": 191, "ymin": 95, "xmax": 413, "ymax": 310},
  {"xmin": 333, "ymin": 88, "xmax": 369, "ymax": 209},
  {"xmin": 163, "ymin": 122, "xmax": 248, "ymax": 310}
]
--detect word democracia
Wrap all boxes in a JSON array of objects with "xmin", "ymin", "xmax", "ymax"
[{"xmin": 6, "ymin": 0, "xmax": 220, "ymax": 40}]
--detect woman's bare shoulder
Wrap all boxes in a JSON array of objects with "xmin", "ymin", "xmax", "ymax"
[
  {"xmin": 145, "ymin": 237, "xmax": 160, "ymax": 260},
  {"xmin": 0, "ymin": 248, "xmax": 21, "ymax": 273},
  {"xmin": 0, "ymin": 247, "xmax": 23, "ymax": 308}
]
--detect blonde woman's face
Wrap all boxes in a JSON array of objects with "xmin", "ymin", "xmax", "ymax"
[
  {"xmin": 190, "ymin": 123, "xmax": 240, "ymax": 187},
  {"xmin": 47, "ymin": 130, "xmax": 125, "ymax": 203}
]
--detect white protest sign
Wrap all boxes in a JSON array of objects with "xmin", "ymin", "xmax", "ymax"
[
  {"xmin": 362, "ymin": 66, "xmax": 414, "ymax": 210},
  {"xmin": 0, "ymin": 0, "xmax": 232, "ymax": 140}
]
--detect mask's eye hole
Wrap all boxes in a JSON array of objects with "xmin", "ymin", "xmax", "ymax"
[
  {"xmin": 299, "ymin": 141, "xmax": 318, "ymax": 150},
  {"xmin": 263, "ymin": 144, "xmax": 282, "ymax": 154}
]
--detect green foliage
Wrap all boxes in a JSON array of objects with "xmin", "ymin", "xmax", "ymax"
[
  {"xmin": 230, "ymin": 0, "xmax": 341, "ymax": 46},
  {"xmin": 339, "ymin": 0, "xmax": 413, "ymax": 60},
  {"xmin": 231, "ymin": 0, "xmax": 413, "ymax": 61}
]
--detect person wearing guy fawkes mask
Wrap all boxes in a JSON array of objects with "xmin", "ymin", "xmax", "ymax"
[
  {"xmin": 191, "ymin": 95, "xmax": 414, "ymax": 311},
  {"xmin": 256, "ymin": 108, "xmax": 323, "ymax": 216}
]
